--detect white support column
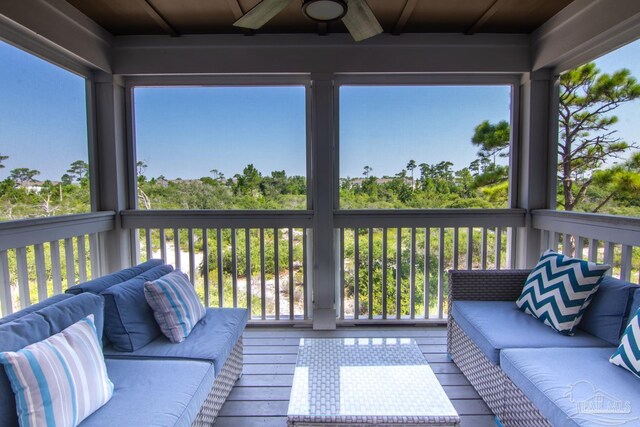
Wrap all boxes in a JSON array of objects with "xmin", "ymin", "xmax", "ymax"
[
  {"xmin": 310, "ymin": 75, "xmax": 337, "ymax": 329},
  {"xmin": 93, "ymin": 72, "xmax": 132, "ymax": 273},
  {"xmin": 515, "ymin": 70, "xmax": 556, "ymax": 268}
]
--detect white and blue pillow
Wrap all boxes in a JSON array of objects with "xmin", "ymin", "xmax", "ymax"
[
  {"xmin": 610, "ymin": 307, "xmax": 640, "ymax": 379},
  {"xmin": 0, "ymin": 314, "xmax": 113, "ymax": 427},
  {"xmin": 516, "ymin": 250, "xmax": 610, "ymax": 335},
  {"xmin": 144, "ymin": 270, "xmax": 206, "ymax": 343}
]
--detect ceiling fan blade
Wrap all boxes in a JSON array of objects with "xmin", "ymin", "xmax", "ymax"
[
  {"xmin": 342, "ymin": 0, "xmax": 383, "ymax": 42},
  {"xmin": 233, "ymin": 0, "xmax": 293, "ymax": 30}
]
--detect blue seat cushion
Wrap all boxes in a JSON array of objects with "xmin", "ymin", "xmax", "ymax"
[
  {"xmin": 101, "ymin": 264, "xmax": 173, "ymax": 352},
  {"xmin": 36, "ymin": 293, "xmax": 105, "ymax": 340},
  {"xmin": 452, "ymin": 301, "xmax": 611, "ymax": 365},
  {"xmin": 104, "ymin": 308, "xmax": 248, "ymax": 375},
  {"xmin": 66, "ymin": 259, "xmax": 164, "ymax": 295},
  {"xmin": 79, "ymin": 358, "xmax": 215, "ymax": 427},
  {"xmin": 0, "ymin": 293, "xmax": 73, "ymax": 326},
  {"xmin": 0, "ymin": 313, "xmax": 52, "ymax": 427},
  {"xmin": 501, "ymin": 347, "xmax": 640, "ymax": 427},
  {"xmin": 579, "ymin": 276, "xmax": 639, "ymax": 345}
]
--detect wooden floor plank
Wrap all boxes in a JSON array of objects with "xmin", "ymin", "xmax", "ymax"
[{"xmin": 217, "ymin": 326, "xmax": 490, "ymax": 425}]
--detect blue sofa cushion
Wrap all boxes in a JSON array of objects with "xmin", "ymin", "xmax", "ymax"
[
  {"xmin": 101, "ymin": 264, "xmax": 173, "ymax": 352},
  {"xmin": 104, "ymin": 308, "xmax": 248, "ymax": 375},
  {"xmin": 79, "ymin": 358, "xmax": 215, "ymax": 427},
  {"xmin": 66, "ymin": 259, "xmax": 164, "ymax": 295},
  {"xmin": 629, "ymin": 287, "xmax": 640, "ymax": 326},
  {"xmin": 0, "ymin": 314, "xmax": 52, "ymax": 427},
  {"xmin": 501, "ymin": 347, "xmax": 640, "ymax": 427},
  {"xmin": 452, "ymin": 301, "xmax": 611, "ymax": 365},
  {"xmin": 0, "ymin": 293, "xmax": 72, "ymax": 326},
  {"xmin": 579, "ymin": 276, "xmax": 639, "ymax": 345},
  {"xmin": 36, "ymin": 293, "xmax": 105, "ymax": 341}
]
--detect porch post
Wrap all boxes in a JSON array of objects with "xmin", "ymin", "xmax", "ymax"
[
  {"xmin": 92, "ymin": 72, "xmax": 132, "ymax": 273},
  {"xmin": 515, "ymin": 70, "xmax": 556, "ymax": 268},
  {"xmin": 310, "ymin": 74, "xmax": 337, "ymax": 329}
]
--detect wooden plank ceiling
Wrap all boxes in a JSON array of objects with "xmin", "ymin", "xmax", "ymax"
[{"xmin": 65, "ymin": 0, "xmax": 576, "ymax": 37}]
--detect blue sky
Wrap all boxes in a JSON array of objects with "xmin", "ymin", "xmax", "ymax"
[{"xmin": 0, "ymin": 38, "xmax": 639, "ymax": 181}]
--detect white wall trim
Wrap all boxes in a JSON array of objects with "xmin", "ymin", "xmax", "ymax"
[{"xmin": 532, "ymin": 0, "xmax": 640, "ymax": 73}]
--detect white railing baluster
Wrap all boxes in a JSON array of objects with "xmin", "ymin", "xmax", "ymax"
[
  {"xmin": 339, "ymin": 228, "xmax": 345, "ymax": 319},
  {"xmin": 424, "ymin": 228, "xmax": 431, "ymax": 319},
  {"xmin": 481, "ymin": 227, "xmax": 488, "ymax": 269},
  {"xmin": 50, "ymin": 241, "xmax": 62, "ymax": 295},
  {"xmin": 551, "ymin": 232, "xmax": 560, "ymax": 252},
  {"xmin": 603, "ymin": 242, "xmax": 615, "ymax": 276},
  {"xmin": 174, "ymin": 228, "xmax": 181, "ymax": 270},
  {"xmin": 302, "ymin": 228, "xmax": 309, "ymax": 320},
  {"xmin": 89, "ymin": 233, "xmax": 100, "ymax": 279},
  {"xmin": 216, "ymin": 228, "xmax": 223, "ymax": 308},
  {"xmin": 381, "ymin": 227, "xmax": 388, "ymax": 319},
  {"xmin": 77, "ymin": 236, "xmax": 87, "ymax": 283},
  {"xmin": 288, "ymin": 227, "xmax": 294, "ymax": 320},
  {"xmin": 368, "ymin": 228, "xmax": 373, "ymax": 319},
  {"xmin": 620, "ymin": 245, "xmax": 632, "ymax": 282},
  {"xmin": 508, "ymin": 227, "xmax": 517, "ymax": 269},
  {"xmin": 410, "ymin": 227, "xmax": 416, "ymax": 320},
  {"xmin": 576, "ymin": 236, "xmax": 585, "ymax": 260},
  {"xmin": 64, "ymin": 238, "xmax": 75, "ymax": 289},
  {"xmin": 145, "ymin": 228, "xmax": 153, "ymax": 261},
  {"xmin": 188, "ymin": 229, "xmax": 195, "ymax": 285},
  {"xmin": 0, "ymin": 250, "xmax": 12, "ymax": 316},
  {"xmin": 562, "ymin": 233, "xmax": 571, "ymax": 256},
  {"xmin": 495, "ymin": 227, "xmax": 502, "ymax": 270},
  {"xmin": 159, "ymin": 229, "xmax": 167, "ymax": 262},
  {"xmin": 466, "ymin": 227, "xmax": 473, "ymax": 270},
  {"xmin": 259, "ymin": 228, "xmax": 266, "ymax": 320},
  {"xmin": 354, "ymin": 227, "xmax": 359, "ymax": 320},
  {"xmin": 274, "ymin": 228, "xmax": 280, "ymax": 320},
  {"xmin": 245, "ymin": 228, "xmax": 252, "ymax": 316},
  {"xmin": 231, "ymin": 228, "xmax": 238, "ymax": 307},
  {"xmin": 16, "ymin": 247, "xmax": 30, "ymax": 309},
  {"xmin": 438, "ymin": 228, "xmax": 445, "ymax": 319},
  {"xmin": 202, "ymin": 229, "xmax": 210, "ymax": 307},
  {"xmin": 588, "ymin": 239, "xmax": 599, "ymax": 263},
  {"xmin": 396, "ymin": 227, "xmax": 402, "ymax": 319},
  {"xmin": 34, "ymin": 243, "xmax": 47, "ymax": 301},
  {"xmin": 453, "ymin": 227, "xmax": 459, "ymax": 270}
]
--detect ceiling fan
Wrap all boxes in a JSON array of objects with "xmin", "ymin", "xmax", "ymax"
[{"xmin": 233, "ymin": 0, "xmax": 383, "ymax": 42}]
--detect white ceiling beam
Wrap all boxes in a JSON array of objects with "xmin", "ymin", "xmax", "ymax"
[
  {"xmin": 392, "ymin": 0, "xmax": 417, "ymax": 36},
  {"xmin": 466, "ymin": 0, "xmax": 503, "ymax": 35},
  {"xmin": 0, "ymin": 0, "xmax": 112, "ymax": 73},
  {"xmin": 532, "ymin": 0, "xmax": 640, "ymax": 73},
  {"xmin": 135, "ymin": 0, "xmax": 178, "ymax": 37},
  {"xmin": 111, "ymin": 33, "xmax": 531, "ymax": 75}
]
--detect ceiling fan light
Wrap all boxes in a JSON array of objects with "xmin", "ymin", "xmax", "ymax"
[{"xmin": 302, "ymin": 0, "xmax": 347, "ymax": 22}]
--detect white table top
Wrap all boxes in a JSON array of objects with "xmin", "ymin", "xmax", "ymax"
[{"xmin": 287, "ymin": 338, "xmax": 460, "ymax": 426}]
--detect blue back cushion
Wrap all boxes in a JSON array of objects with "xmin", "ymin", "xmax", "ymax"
[
  {"xmin": 579, "ymin": 276, "xmax": 639, "ymax": 345},
  {"xmin": 102, "ymin": 264, "xmax": 173, "ymax": 352},
  {"xmin": 66, "ymin": 259, "xmax": 164, "ymax": 295},
  {"xmin": 37, "ymin": 293, "xmax": 105, "ymax": 340},
  {"xmin": 0, "ymin": 314, "xmax": 51, "ymax": 427},
  {"xmin": 0, "ymin": 293, "xmax": 72, "ymax": 326}
]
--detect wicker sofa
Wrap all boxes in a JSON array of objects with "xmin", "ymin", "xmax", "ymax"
[
  {"xmin": 447, "ymin": 269, "xmax": 640, "ymax": 427},
  {"xmin": 0, "ymin": 260, "xmax": 247, "ymax": 427}
]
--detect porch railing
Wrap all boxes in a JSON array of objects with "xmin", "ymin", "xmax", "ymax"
[
  {"xmin": 335, "ymin": 209, "xmax": 526, "ymax": 322},
  {"xmin": 532, "ymin": 209, "xmax": 640, "ymax": 283},
  {"xmin": 0, "ymin": 212, "xmax": 115, "ymax": 316},
  {"xmin": 121, "ymin": 210, "xmax": 313, "ymax": 323}
]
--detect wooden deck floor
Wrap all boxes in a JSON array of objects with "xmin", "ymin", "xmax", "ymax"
[{"xmin": 215, "ymin": 325, "xmax": 495, "ymax": 427}]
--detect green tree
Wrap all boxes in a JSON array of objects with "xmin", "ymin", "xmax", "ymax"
[
  {"xmin": 9, "ymin": 168, "xmax": 40, "ymax": 186},
  {"xmin": 589, "ymin": 152, "xmax": 640, "ymax": 212},
  {"xmin": 363, "ymin": 165, "xmax": 372, "ymax": 178},
  {"xmin": 559, "ymin": 63, "xmax": 640, "ymax": 211},
  {"xmin": 471, "ymin": 120, "xmax": 510, "ymax": 165},
  {"xmin": 0, "ymin": 154, "xmax": 8, "ymax": 169},
  {"xmin": 66, "ymin": 160, "xmax": 88, "ymax": 183},
  {"xmin": 406, "ymin": 160, "xmax": 416, "ymax": 189}
]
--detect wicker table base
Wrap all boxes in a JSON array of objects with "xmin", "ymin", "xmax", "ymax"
[{"xmin": 287, "ymin": 338, "xmax": 460, "ymax": 427}]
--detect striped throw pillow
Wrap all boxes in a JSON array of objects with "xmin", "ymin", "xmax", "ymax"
[
  {"xmin": 610, "ymin": 307, "xmax": 640, "ymax": 379},
  {"xmin": 144, "ymin": 270, "xmax": 206, "ymax": 343},
  {"xmin": 516, "ymin": 250, "xmax": 610, "ymax": 335},
  {"xmin": 0, "ymin": 314, "xmax": 113, "ymax": 427}
]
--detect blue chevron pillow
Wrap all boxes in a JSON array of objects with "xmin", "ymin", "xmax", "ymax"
[
  {"xmin": 610, "ymin": 307, "xmax": 640, "ymax": 379},
  {"xmin": 516, "ymin": 250, "xmax": 610, "ymax": 335}
]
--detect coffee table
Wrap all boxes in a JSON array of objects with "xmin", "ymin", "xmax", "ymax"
[{"xmin": 287, "ymin": 338, "xmax": 460, "ymax": 426}]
